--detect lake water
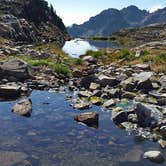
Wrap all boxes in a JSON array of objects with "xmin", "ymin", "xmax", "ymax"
[
  {"xmin": 62, "ymin": 38, "xmax": 119, "ymax": 58},
  {"xmin": 0, "ymin": 90, "xmax": 165, "ymax": 166}
]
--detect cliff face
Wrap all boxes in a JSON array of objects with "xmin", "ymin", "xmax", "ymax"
[{"xmin": 0, "ymin": 0, "xmax": 69, "ymax": 47}]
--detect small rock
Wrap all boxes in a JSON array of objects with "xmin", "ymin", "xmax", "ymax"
[
  {"xmin": 12, "ymin": 98, "xmax": 32, "ymax": 117},
  {"xmin": 74, "ymin": 112, "xmax": 99, "ymax": 128},
  {"xmin": 143, "ymin": 151, "xmax": 164, "ymax": 163},
  {"xmin": 103, "ymin": 99, "xmax": 116, "ymax": 108}
]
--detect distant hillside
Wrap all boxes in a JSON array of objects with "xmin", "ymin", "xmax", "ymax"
[
  {"xmin": 68, "ymin": 5, "xmax": 166, "ymax": 37},
  {"xmin": 0, "ymin": 0, "xmax": 69, "ymax": 46}
]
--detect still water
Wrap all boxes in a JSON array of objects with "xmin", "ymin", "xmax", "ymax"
[
  {"xmin": 62, "ymin": 38, "xmax": 119, "ymax": 57},
  {"xmin": 0, "ymin": 90, "xmax": 165, "ymax": 166}
]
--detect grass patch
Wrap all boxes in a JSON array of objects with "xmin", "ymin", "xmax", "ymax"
[
  {"xmin": 53, "ymin": 64, "xmax": 71, "ymax": 76},
  {"xmin": 86, "ymin": 50, "xmax": 102, "ymax": 59}
]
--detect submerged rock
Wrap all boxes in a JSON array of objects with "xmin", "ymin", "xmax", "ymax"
[
  {"xmin": 12, "ymin": 98, "xmax": 32, "ymax": 117},
  {"xmin": 74, "ymin": 112, "xmax": 99, "ymax": 128},
  {"xmin": 143, "ymin": 151, "xmax": 164, "ymax": 163},
  {"xmin": 0, "ymin": 151, "xmax": 28, "ymax": 166}
]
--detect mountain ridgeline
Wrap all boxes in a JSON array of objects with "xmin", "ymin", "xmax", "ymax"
[
  {"xmin": 0, "ymin": 0, "xmax": 69, "ymax": 46},
  {"xmin": 68, "ymin": 5, "xmax": 166, "ymax": 37}
]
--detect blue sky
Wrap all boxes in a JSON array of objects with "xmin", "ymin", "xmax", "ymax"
[{"xmin": 47, "ymin": 0, "xmax": 166, "ymax": 26}]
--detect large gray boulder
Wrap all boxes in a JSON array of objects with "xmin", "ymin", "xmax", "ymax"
[
  {"xmin": 0, "ymin": 59, "xmax": 33, "ymax": 80},
  {"xmin": 135, "ymin": 102, "xmax": 163, "ymax": 128},
  {"xmin": 133, "ymin": 72, "xmax": 153, "ymax": 92},
  {"xmin": 98, "ymin": 74, "xmax": 119, "ymax": 87}
]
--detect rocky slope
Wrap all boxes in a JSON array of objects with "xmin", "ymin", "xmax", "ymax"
[
  {"xmin": 0, "ymin": 0, "xmax": 69, "ymax": 46},
  {"xmin": 112, "ymin": 23, "xmax": 166, "ymax": 47},
  {"xmin": 68, "ymin": 5, "xmax": 166, "ymax": 37}
]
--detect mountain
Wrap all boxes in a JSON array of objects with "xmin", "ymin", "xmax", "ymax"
[
  {"xmin": 142, "ymin": 7, "xmax": 166, "ymax": 25},
  {"xmin": 68, "ymin": 5, "xmax": 166, "ymax": 37},
  {"xmin": 0, "ymin": 0, "xmax": 69, "ymax": 46}
]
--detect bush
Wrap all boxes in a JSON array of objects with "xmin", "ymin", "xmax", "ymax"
[
  {"xmin": 28, "ymin": 59, "xmax": 53, "ymax": 66},
  {"xmin": 141, "ymin": 54, "xmax": 166, "ymax": 64},
  {"xmin": 86, "ymin": 50, "xmax": 102, "ymax": 59},
  {"xmin": 74, "ymin": 58, "xmax": 83, "ymax": 65},
  {"xmin": 53, "ymin": 64, "xmax": 70, "ymax": 76}
]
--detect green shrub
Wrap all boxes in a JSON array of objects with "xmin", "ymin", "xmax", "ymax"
[
  {"xmin": 141, "ymin": 54, "xmax": 166, "ymax": 64},
  {"xmin": 118, "ymin": 49, "xmax": 130, "ymax": 59},
  {"xmin": 86, "ymin": 50, "xmax": 102, "ymax": 59},
  {"xmin": 74, "ymin": 58, "xmax": 83, "ymax": 65},
  {"xmin": 28, "ymin": 59, "xmax": 53, "ymax": 66},
  {"xmin": 53, "ymin": 64, "xmax": 70, "ymax": 76}
]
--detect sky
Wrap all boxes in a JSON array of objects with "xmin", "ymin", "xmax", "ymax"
[{"xmin": 47, "ymin": 0, "xmax": 166, "ymax": 26}]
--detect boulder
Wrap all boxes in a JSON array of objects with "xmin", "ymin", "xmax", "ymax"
[
  {"xmin": 0, "ymin": 83, "xmax": 22, "ymax": 100},
  {"xmin": 133, "ymin": 72, "xmax": 153, "ymax": 92},
  {"xmin": 112, "ymin": 110, "xmax": 135, "ymax": 124},
  {"xmin": 74, "ymin": 112, "xmax": 99, "ymax": 128},
  {"xmin": 159, "ymin": 75, "xmax": 166, "ymax": 90},
  {"xmin": 12, "ymin": 98, "xmax": 32, "ymax": 117},
  {"xmin": 98, "ymin": 74, "xmax": 119, "ymax": 87},
  {"xmin": 143, "ymin": 151, "xmax": 164, "ymax": 163},
  {"xmin": 0, "ymin": 59, "xmax": 33, "ymax": 80},
  {"xmin": 80, "ymin": 75, "xmax": 97, "ymax": 89},
  {"xmin": 82, "ymin": 56, "xmax": 97, "ymax": 63},
  {"xmin": 135, "ymin": 103, "xmax": 163, "ymax": 128},
  {"xmin": 159, "ymin": 126, "xmax": 166, "ymax": 139}
]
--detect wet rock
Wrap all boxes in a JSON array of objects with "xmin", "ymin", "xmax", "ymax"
[
  {"xmin": 0, "ymin": 59, "xmax": 33, "ymax": 80},
  {"xmin": 158, "ymin": 139, "xmax": 166, "ymax": 148},
  {"xmin": 74, "ymin": 112, "xmax": 99, "ymax": 128},
  {"xmin": 90, "ymin": 97, "xmax": 103, "ymax": 106},
  {"xmin": 103, "ymin": 99, "xmax": 116, "ymax": 108},
  {"xmin": 159, "ymin": 126, "xmax": 166, "ymax": 139},
  {"xmin": 143, "ymin": 151, "xmax": 164, "ymax": 163},
  {"xmin": 112, "ymin": 110, "xmax": 135, "ymax": 124},
  {"xmin": 135, "ymin": 102, "xmax": 163, "ymax": 128},
  {"xmin": 73, "ymin": 102, "xmax": 90, "ymax": 110},
  {"xmin": 98, "ymin": 74, "xmax": 119, "ymax": 87},
  {"xmin": 12, "ymin": 98, "xmax": 32, "ymax": 117}
]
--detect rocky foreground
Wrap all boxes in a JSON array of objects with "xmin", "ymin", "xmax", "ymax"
[{"xmin": 0, "ymin": 47, "xmax": 166, "ymax": 162}]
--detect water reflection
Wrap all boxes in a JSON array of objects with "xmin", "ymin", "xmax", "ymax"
[
  {"xmin": 62, "ymin": 38, "xmax": 119, "ymax": 57},
  {"xmin": 0, "ymin": 90, "xmax": 165, "ymax": 166}
]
